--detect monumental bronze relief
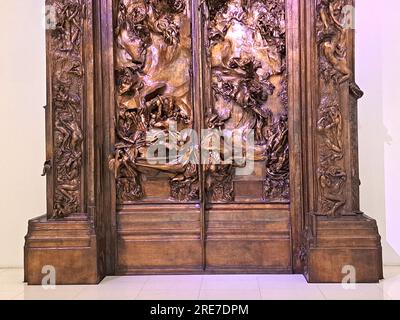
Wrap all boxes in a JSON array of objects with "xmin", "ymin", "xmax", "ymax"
[
  {"xmin": 110, "ymin": 0, "xmax": 199, "ymax": 203},
  {"xmin": 203, "ymin": 0, "xmax": 289, "ymax": 203},
  {"xmin": 49, "ymin": 0, "xmax": 86, "ymax": 218}
]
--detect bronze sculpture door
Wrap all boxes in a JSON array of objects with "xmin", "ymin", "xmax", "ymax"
[
  {"xmin": 23, "ymin": 0, "xmax": 383, "ymax": 285},
  {"xmin": 111, "ymin": 0, "xmax": 291, "ymax": 274}
]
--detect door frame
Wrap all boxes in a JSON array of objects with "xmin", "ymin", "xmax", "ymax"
[{"xmin": 96, "ymin": 0, "xmax": 304, "ymax": 275}]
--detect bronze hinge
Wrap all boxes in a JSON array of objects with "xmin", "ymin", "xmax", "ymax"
[{"xmin": 41, "ymin": 160, "xmax": 52, "ymax": 176}]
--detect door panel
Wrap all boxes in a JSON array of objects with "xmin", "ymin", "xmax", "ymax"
[
  {"xmin": 112, "ymin": 0, "xmax": 203, "ymax": 273},
  {"xmin": 202, "ymin": 0, "xmax": 291, "ymax": 271},
  {"xmin": 112, "ymin": 0, "xmax": 199, "ymax": 204},
  {"xmin": 205, "ymin": 204, "xmax": 291, "ymax": 272},
  {"xmin": 116, "ymin": 204, "xmax": 202, "ymax": 273},
  {"xmin": 111, "ymin": 0, "xmax": 291, "ymax": 274},
  {"xmin": 203, "ymin": 0, "xmax": 289, "ymax": 204}
]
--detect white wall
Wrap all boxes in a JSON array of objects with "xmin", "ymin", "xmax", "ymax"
[
  {"xmin": 0, "ymin": 1, "xmax": 46, "ymax": 267},
  {"xmin": 0, "ymin": 0, "xmax": 399, "ymax": 267},
  {"xmin": 357, "ymin": 0, "xmax": 400, "ymax": 265}
]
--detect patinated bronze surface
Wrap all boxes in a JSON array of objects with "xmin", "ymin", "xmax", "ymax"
[
  {"xmin": 316, "ymin": 0, "xmax": 363, "ymax": 217},
  {"xmin": 109, "ymin": 0, "xmax": 290, "ymax": 205},
  {"xmin": 204, "ymin": 0, "xmax": 289, "ymax": 203},
  {"xmin": 49, "ymin": 0, "xmax": 86, "ymax": 218},
  {"xmin": 111, "ymin": 0, "xmax": 199, "ymax": 203},
  {"xmin": 24, "ymin": 0, "xmax": 383, "ymax": 284}
]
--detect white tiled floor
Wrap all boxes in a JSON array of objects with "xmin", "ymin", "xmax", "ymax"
[{"xmin": 0, "ymin": 266, "xmax": 399, "ymax": 300}]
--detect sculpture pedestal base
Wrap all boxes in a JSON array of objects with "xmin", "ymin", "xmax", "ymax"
[
  {"xmin": 304, "ymin": 213, "xmax": 383, "ymax": 283},
  {"xmin": 24, "ymin": 215, "xmax": 103, "ymax": 285},
  {"xmin": 24, "ymin": 213, "xmax": 383, "ymax": 284}
]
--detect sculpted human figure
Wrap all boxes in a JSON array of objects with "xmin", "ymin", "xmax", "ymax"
[
  {"xmin": 319, "ymin": 0, "xmax": 351, "ymax": 82},
  {"xmin": 55, "ymin": 112, "xmax": 71, "ymax": 149},
  {"xmin": 319, "ymin": 166, "xmax": 347, "ymax": 216},
  {"xmin": 317, "ymin": 104, "xmax": 343, "ymax": 155},
  {"xmin": 56, "ymin": 1, "xmax": 83, "ymax": 52},
  {"xmin": 66, "ymin": 104, "xmax": 83, "ymax": 155}
]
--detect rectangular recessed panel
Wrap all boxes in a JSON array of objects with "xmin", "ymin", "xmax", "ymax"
[
  {"xmin": 234, "ymin": 181, "xmax": 264, "ymax": 201},
  {"xmin": 206, "ymin": 204, "xmax": 291, "ymax": 271},
  {"xmin": 117, "ymin": 204, "xmax": 202, "ymax": 273},
  {"xmin": 118, "ymin": 240, "xmax": 202, "ymax": 270},
  {"xmin": 206, "ymin": 240, "xmax": 291, "ymax": 270},
  {"xmin": 141, "ymin": 179, "xmax": 171, "ymax": 199}
]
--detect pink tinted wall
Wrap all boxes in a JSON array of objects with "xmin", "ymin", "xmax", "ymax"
[{"xmin": 357, "ymin": 0, "xmax": 400, "ymax": 264}]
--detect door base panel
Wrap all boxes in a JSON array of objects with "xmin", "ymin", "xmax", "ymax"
[
  {"xmin": 206, "ymin": 204, "xmax": 291, "ymax": 270},
  {"xmin": 116, "ymin": 204, "xmax": 203, "ymax": 272},
  {"xmin": 116, "ymin": 203, "xmax": 292, "ymax": 272}
]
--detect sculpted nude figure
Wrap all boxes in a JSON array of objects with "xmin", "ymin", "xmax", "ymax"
[{"xmin": 319, "ymin": 0, "xmax": 351, "ymax": 82}]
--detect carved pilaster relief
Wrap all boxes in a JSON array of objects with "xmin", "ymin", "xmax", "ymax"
[
  {"xmin": 316, "ymin": 0, "xmax": 347, "ymax": 216},
  {"xmin": 203, "ymin": 0, "xmax": 289, "ymax": 203},
  {"xmin": 316, "ymin": 0, "xmax": 363, "ymax": 216},
  {"xmin": 111, "ymin": 0, "xmax": 199, "ymax": 203},
  {"xmin": 49, "ymin": 0, "xmax": 86, "ymax": 218}
]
